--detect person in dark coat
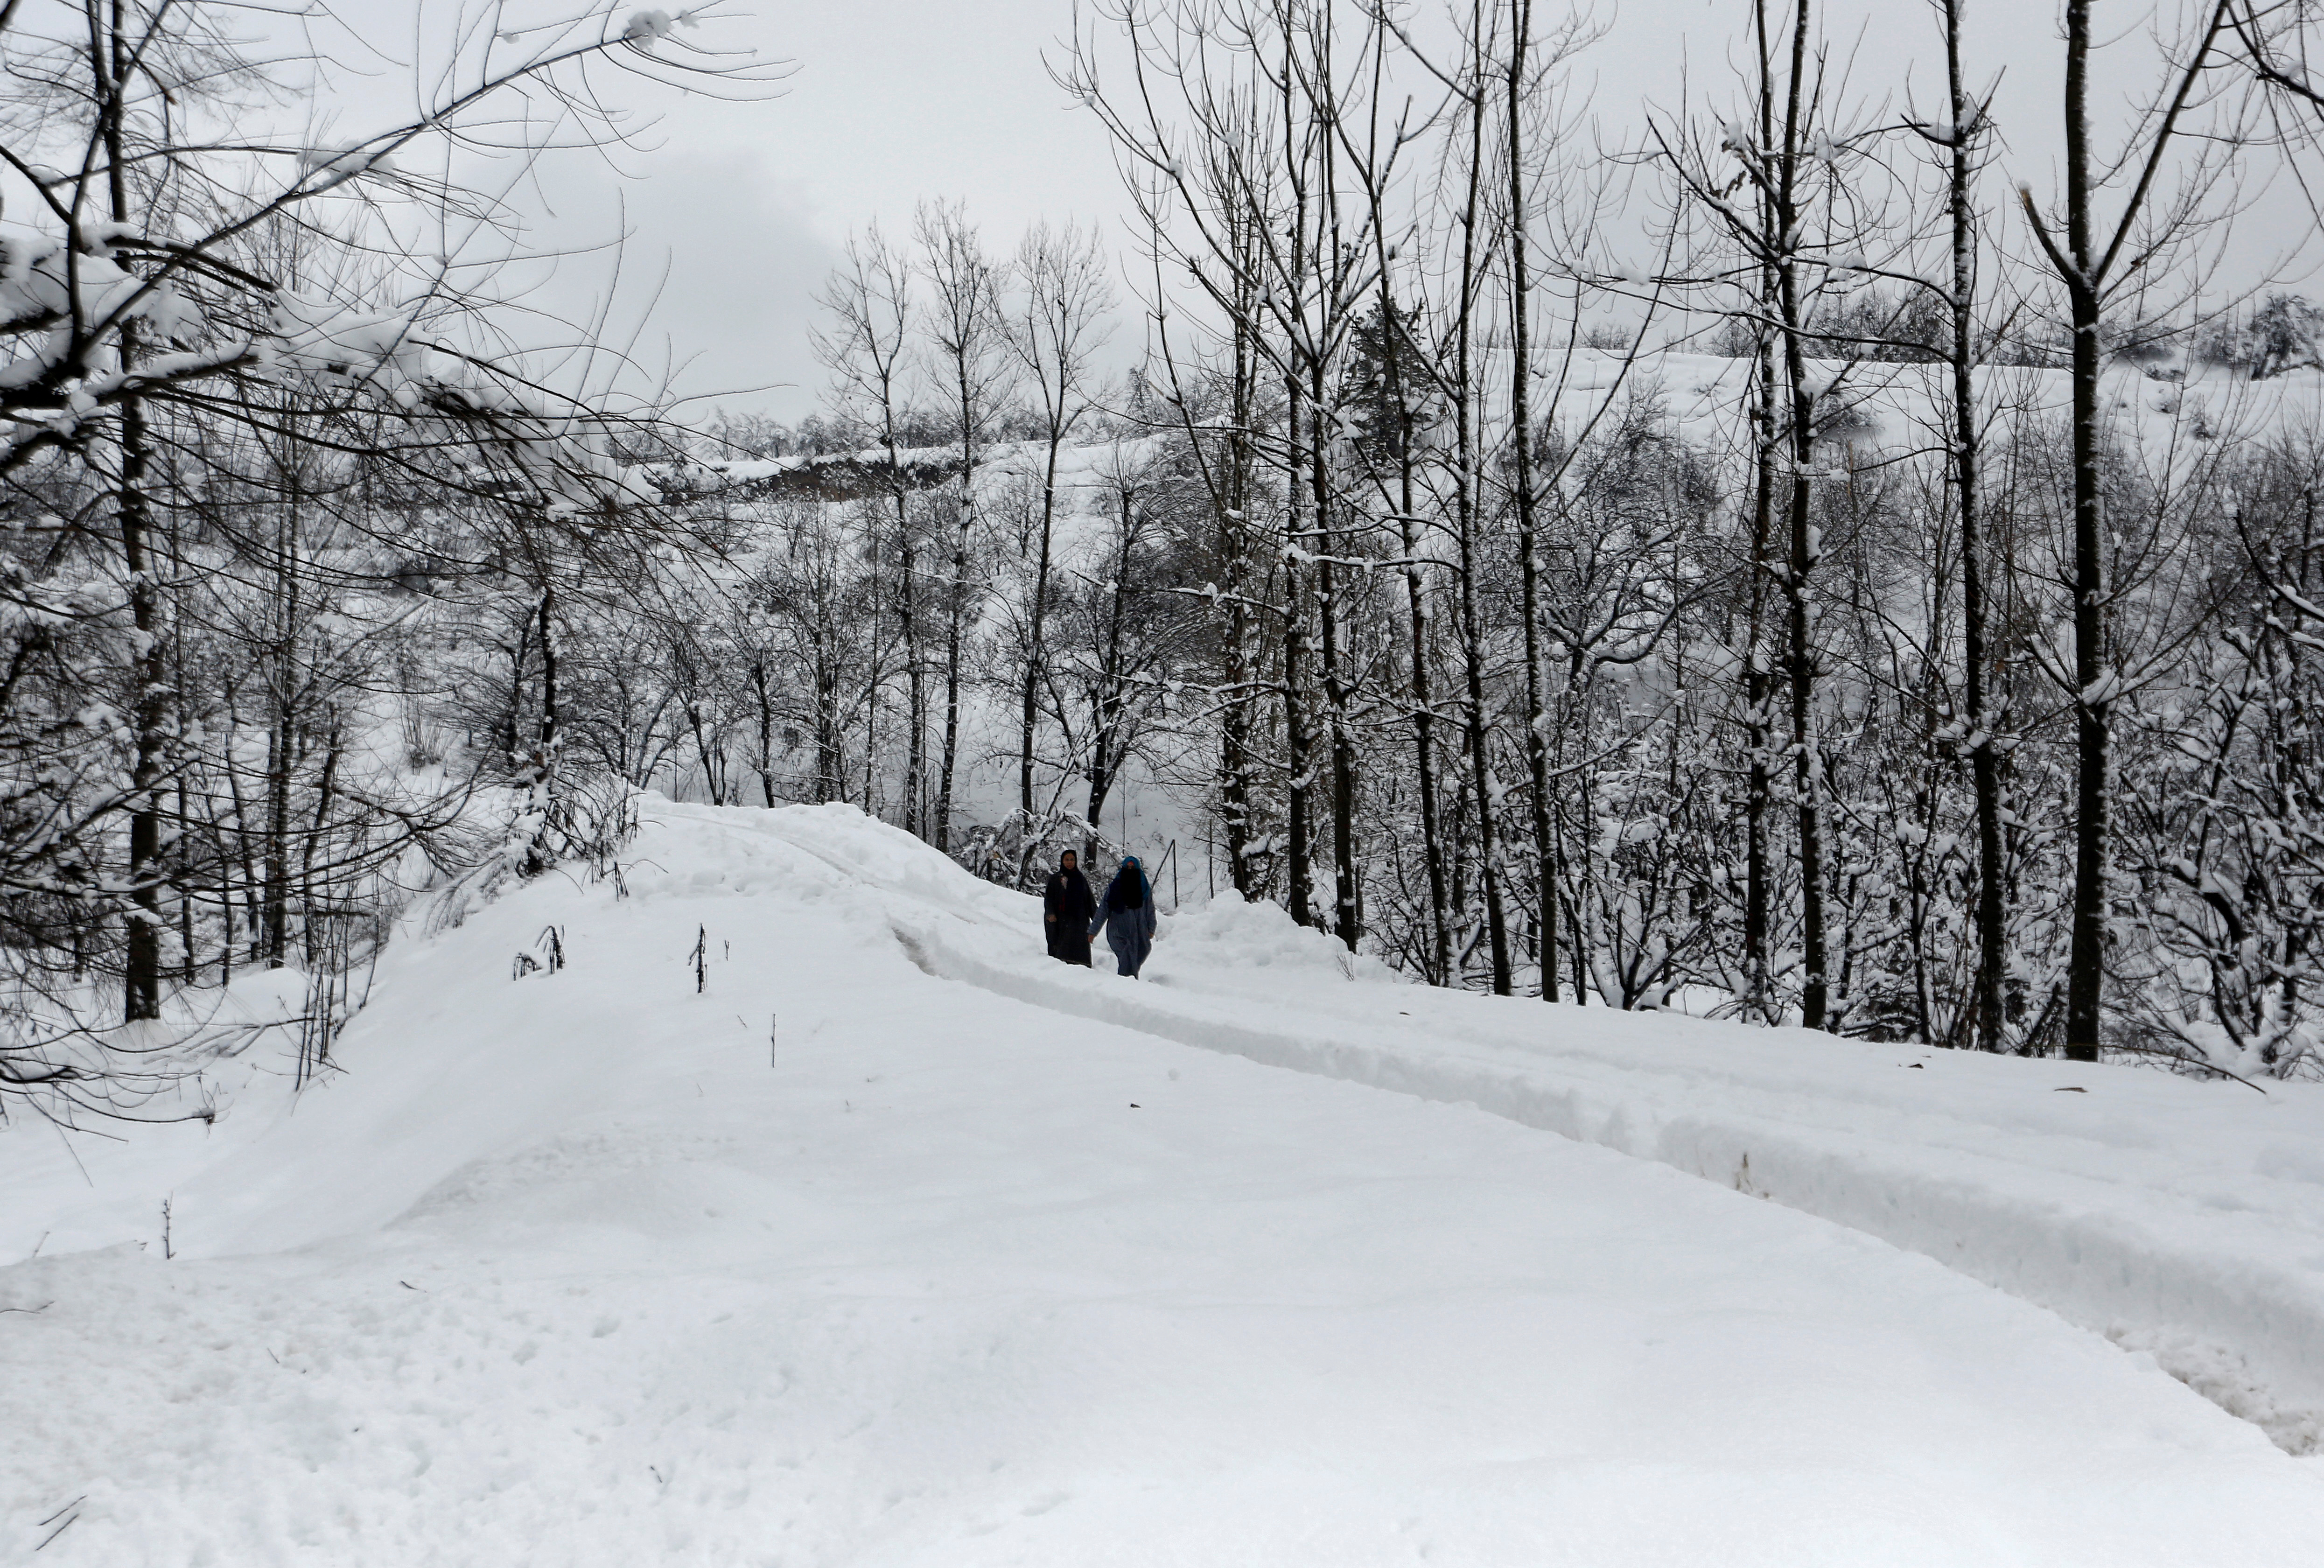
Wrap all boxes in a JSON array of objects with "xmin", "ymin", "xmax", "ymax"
[
  {"xmin": 1090, "ymin": 854, "xmax": 1159, "ymax": 977},
  {"xmin": 1043, "ymin": 850, "xmax": 1096, "ymax": 966}
]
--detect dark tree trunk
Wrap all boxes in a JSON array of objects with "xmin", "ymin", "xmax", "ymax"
[
  {"xmin": 937, "ymin": 490, "xmax": 970, "ymax": 854},
  {"xmin": 1740, "ymin": 0, "xmax": 1779, "ymax": 1023},
  {"xmin": 521, "ymin": 581, "xmax": 560, "ymax": 878},
  {"xmin": 1218, "ymin": 297, "xmax": 1261, "ymax": 897},
  {"xmin": 816, "ymin": 649, "xmax": 845, "ymax": 805},
  {"xmin": 119, "ymin": 379, "xmax": 165, "ymax": 1022},
  {"xmin": 1505, "ymin": 0, "xmax": 1557, "ymax": 999},
  {"xmin": 1743, "ymin": 352, "xmax": 1776, "ymax": 1020},
  {"xmin": 1454, "ymin": 26, "xmax": 1512, "ymax": 994},
  {"xmin": 1086, "ymin": 488, "xmax": 1138, "ymax": 863},
  {"xmin": 895, "ymin": 477, "xmax": 925, "ymax": 839},
  {"xmin": 1379, "ymin": 286, "xmax": 1452, "ymax": 980},
  {"xmin": 748, "ymin": 660, "xmax": 780, "ymax": 807},
  {"xmin": 1020, "ymin": 436, "xmax": 1062, "ymax": 831},
  {"xmin": 1314, "ymin": 357, "xmax": 1359, "ymax": 951},
  {"xmin": 105, "ymin": 30, "xmax": 165, "ymax": 1022},
  {"xmin": 2021, "ymin": 1, "xmax": 2234, "ymax": 1057},
  {"xmin": 1773, "ymin": 0, "xmax": 1830, "ymax": 1030},
  {"xmin": 1282, "ymin": 370, "xmax": 1315, "ymax": 928},
  {"xmin": 1943, "ymin": 0, "xmax": 2009, "ymax": 1053},
  {"xmin": 298, "ymin": 716, "xmax": 342, "ymax": 972},
  {"xmin": 261, "ymin": 462, "xmax": 302, "ymax": 969},
  {"xmin": 2061, "ymin": 0, "xmax": 2106, "ymax": 1063}
]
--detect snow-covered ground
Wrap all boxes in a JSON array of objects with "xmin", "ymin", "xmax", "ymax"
[
  {"xmin": 7, "ymin": 798, "xmax": 2324, "ymax": 1563},
  {"xmin": 911, "ymin": 867, "xmax": 2324, "ymax": 1455}
]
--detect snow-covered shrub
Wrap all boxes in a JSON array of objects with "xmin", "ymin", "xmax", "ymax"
[{"xmin": 2116, "ymin": 440, "xmax": 2324, "ymax": 1082}]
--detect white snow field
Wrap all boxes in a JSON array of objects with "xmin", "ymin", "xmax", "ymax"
[{"xmin": 7, "ymin": 799, "xmax": 2324, "ymax": 1565}]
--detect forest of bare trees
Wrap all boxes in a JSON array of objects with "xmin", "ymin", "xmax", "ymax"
[
  {"xmin": 15, "ymin": 0, "xmax": 2324, "ymax": 1125},
  {"xmin": 0, "ymin": 1, "xmax": 780, "ymax": 1113}
]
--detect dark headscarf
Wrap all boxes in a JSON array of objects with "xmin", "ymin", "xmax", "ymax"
[
  {"xmin": 1045, "ymin": 855, "xmax": 1095, "ymax": 922},
  {"xmin": 1105, "ymin": 856, "xmax": 1148, "ymax": 910}
]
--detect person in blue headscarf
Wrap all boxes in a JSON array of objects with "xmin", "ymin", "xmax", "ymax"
[{"xmin": 1089, "ymin": 854, "xmax": 1158, "ymax": 978}]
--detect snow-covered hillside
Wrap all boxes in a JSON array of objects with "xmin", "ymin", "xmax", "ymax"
[
  {"xmin": 6, "ymin": 798, "xmax": 2324, "ymax": 1564},
  {"xmin": 1540, "ymin": 345, "xmax": 2324, "ymax": 457}
]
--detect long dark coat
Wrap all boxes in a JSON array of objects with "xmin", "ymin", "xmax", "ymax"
[
  {"xmin": 1043, "ymin": 868, "xmax": 1096, "ymax": 965},
  {"xmin": 1090, "ymin": 862, "xmax": 1158, "ymax": 976}
]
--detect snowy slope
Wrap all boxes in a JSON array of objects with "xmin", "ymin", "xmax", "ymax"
[
  {"xmin": 1539, "ymin": 346, "xmax": 2324, "ymax": 457},
  {"xmin": 5, "ymin": 798, "xmax": 2324, "ymax": 1564}
]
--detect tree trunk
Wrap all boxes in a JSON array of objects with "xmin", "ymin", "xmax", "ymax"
[
  {"xmin": 937, "ymin": 490, "xmax": 970, "ymax": 854},
  {"xmin": 1282, "ymin": 368, "xmax": 1315, "ymax": 928},
  {"xmin": 1314, "ymin": 357, "xmax": 1359, "ymax": 951},
  {"xmin": 817, "ymin": 645, "xmax": 845, "ymax": 805},
  {"xmin": 106, "ymin": 33, "xmax": 164, "ymax": 1022},
  {"xmin": 2061, "ymin": 0, "xmax": 2105, "ymax": 1063},
  {"xmin": 895, "ymin": 478, "xmax": 925, "ymax": 839},
  {"xmin": 521, "ymin": 581, "xmax": 560, "ymax": 878},
  {"xmin": 1944, "ymin": 0, "xmax": 2009, "ymax": 1053},
  {"xmin": 1455, "ymin": 26, "xmax": 1512, "ymax": 994},
  {"xmin": 537, "ymin": 585, "xmax": 560, "ymax": 773},
  {"xmin": 119, "ymin": 379, "xmax": 165, "ymax": 1021},
  {"xmin": 298, "ymin": 715, "xmax": 342, "ymax": 972},
  {"xmin": 262, "ymin": 691, "xmax": 292, "ymax": 968},
  {"xmin": 1020, "ymin": 434, "xmax": 1063, "ymax": 832},
  {"xmin": 750, "ymin": 660, "xmax": 782, "ymax": 807},
  {"xmin": 1505, "ymin": 0, "xmax": 1557, "ymax": 999},
  {"xmin": 1218, "ymin": 304, "xmax": 1261, "ymax": 897},
  {"xmin": 1774, "ymin": 0, "xmax": 1830, "ymax": 1030},
  {"xmin": 1380, "ymin": 287, "xmax": 1452, "ymax": 980},
  {"xmin": 262, "ymin": 461, "xmax": 298, "ymax": 969},
  {"xmin": 1740, "ymin": 0, "xmax": 1779, "ymax": 1022},
  {"xmin": 1087, "ymin": 488, "xmax": 1138, "ymax": 862},
  {"xmin": 1743, "ymin": 349, "xmax": 1776, "ymax": 1020}
]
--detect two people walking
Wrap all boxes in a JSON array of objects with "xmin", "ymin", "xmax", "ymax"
[{"xmin": 1042, "ymin": 849, "xmax": 1157, "ymax": 978}]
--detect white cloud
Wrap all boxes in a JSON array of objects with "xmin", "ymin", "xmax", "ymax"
[{"xmin": 514, "ymin": 148, "xmax": 842, "ymax": 420}]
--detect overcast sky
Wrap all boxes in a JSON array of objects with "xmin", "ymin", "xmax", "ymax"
[
  {"xmin": 512, "ymin": 0, "xmax": 1128, "ymax": 421},
  {"xmin": 426, "ymin": 1, "xmax": 2319, "ymax": 422}
]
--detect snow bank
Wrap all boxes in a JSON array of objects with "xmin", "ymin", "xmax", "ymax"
[{"xmin": 1146, "ymin": 893, "xmax": 1407, "ymax": 989}]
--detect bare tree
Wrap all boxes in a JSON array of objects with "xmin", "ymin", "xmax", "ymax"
[
  {"xmin": 1911, "ymin": 0, "xmax": 2011, "ymax": 1050},
  {"xmin": 812, "ymin": 225, "xmax": 928, "ymax": 835},
  {"xmin": 916, "ymin": 200, "xmax": 1014, "ymax": 854},
  {"xmin": 1006, "ymin": 220, "xmax": 1116, "ymax": 876},
  {"xmin": 2016, "ymin": 0, "xmax": 2243, "ymax": 1061}
]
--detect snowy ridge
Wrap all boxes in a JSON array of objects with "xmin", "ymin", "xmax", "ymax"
[{"xmin": 746, "ymin": 803, "xmax": 2324, "ymax": 1452}]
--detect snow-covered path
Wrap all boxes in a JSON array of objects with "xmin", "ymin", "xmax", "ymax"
[{"xmin": 6, "ymin": 799, "xmax": 2324, "ymax": 1564}]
